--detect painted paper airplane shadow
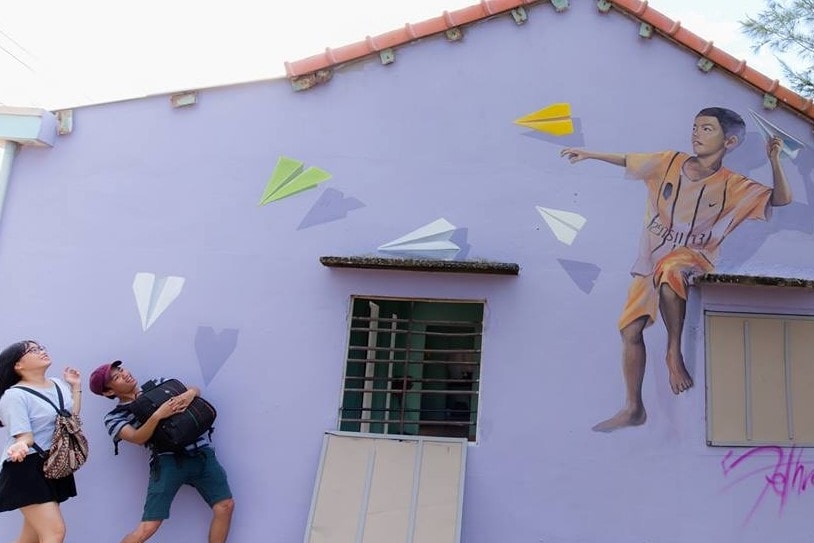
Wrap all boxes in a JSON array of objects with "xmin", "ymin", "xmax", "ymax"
[
  {"xmin": 521, "ymin": 118, "xmax": 585, "ymax": 147},
  {"xmin": 448, "ymin": 228, "xmax": 471, "ymax": 260},
  {"xmin": 557, "ymin": 259, "xmax": 601, "ymax": 294},
  {"xmin": 298, "ymin": 188, "xmax": 365, "ymax": 230}
]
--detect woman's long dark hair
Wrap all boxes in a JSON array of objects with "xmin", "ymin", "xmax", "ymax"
[{"xmin": 0, "ymin": 340, "xmax": 35, "ymax": 427}]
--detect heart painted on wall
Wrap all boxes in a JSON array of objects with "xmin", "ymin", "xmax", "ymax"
[{"xmin": 195, "ymin": 326, "xmax": 239, "ymax": 385}]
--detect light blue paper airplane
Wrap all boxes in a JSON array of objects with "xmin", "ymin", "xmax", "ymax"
[
  {"xmin": 132, "ymin": 273, "xmax": 185, "ymax": 331},
  {"xmin": 536, "ymin": 206, "xmax": 586, "ymax": 246},
  {"xmin": 749, "ymin": 110, "xmax": 806, "ymax": 159},
  {"xmin": 378, "ymin": 218, "xmax": 460, "ymax": 260}
]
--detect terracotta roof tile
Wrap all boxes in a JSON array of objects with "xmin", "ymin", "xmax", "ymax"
[
  {"xmin": 284, "ymin": 0, "xmax": 814, "ymax": 124},
  {"xmin": 611, "ymin": 0, "xmax": 813, "ymax": 117},
  {"xmin": 285, "ymin": 0, "xmax": 537, "ymax": 77}
]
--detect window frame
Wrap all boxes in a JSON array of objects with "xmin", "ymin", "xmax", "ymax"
[
  {"xmin": 337, "ymin": 295, "xmax": 485, "ymax": 443},
  {"xmin": 705, "ymin": 309, "xmax": 814, "ymax": 447}
]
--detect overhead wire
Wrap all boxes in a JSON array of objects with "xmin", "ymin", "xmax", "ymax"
[
  {"xmin": 0, "ymin": 27, "xmax": 36, "ymax": 59},
  {"xmin": 0, "ymin": 27, "xmax": 36, "ymax": 73},
  {"xmin": 0, "ymin": 25, "xmax": 39, "ymax": 105}
]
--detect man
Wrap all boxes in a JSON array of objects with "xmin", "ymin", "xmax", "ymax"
[
  {"xmin": 89, "ymin": 361, "xmax": 234, "ymax": 543},
  {"xmin": 561, "ymin": 106, "xmax": 792, "ymax": 432}
]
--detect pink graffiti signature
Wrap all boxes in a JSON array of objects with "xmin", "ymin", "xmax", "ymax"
[{"xmin": 721, "ymin": 446, "xmax": 814, "ymax": 523}]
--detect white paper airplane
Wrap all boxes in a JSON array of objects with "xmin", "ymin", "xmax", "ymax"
[
  {"xmin": 378, "ymin": 218, "xmax": 460, "ymax": 260},
  {"xmin": 749, "ymin": 110, "xmax": 806, "ymax": 159},
  {"xmin": 132, "ymin": 273, "xmax": 185, "ymax": 331},
  {"xmin": 536, "ymin": 206, "xmax": 587, "ymax": 246}
]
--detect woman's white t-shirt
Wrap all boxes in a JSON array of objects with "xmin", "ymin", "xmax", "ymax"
[{"xmin": 0, "ymin": 380, "xmax": 73, "ymax": 464}]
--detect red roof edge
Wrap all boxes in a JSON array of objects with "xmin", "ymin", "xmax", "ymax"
[
  {"xmin": 284, "ymin": 0, "xmax": 538, "ymax": 77},
  {"xmin": 284, "ymin": 0, "xmax": 814, "ymax": 124},
  {"xmin": 610, "ymin": 0, "xmax": 814, "ymax": 120}
]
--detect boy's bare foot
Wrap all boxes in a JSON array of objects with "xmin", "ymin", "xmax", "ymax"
[
  {"xmin": 591, "ymin": 407, "xmax": 647, "ymax": 433},
  {"xmin": 666, "ymin": 351, "xmax": 693, "ymax": 394}
]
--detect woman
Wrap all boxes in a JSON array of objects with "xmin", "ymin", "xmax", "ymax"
[{"xmin": 0, "ymin": 341, "xmax": 82, "ymax": 543}]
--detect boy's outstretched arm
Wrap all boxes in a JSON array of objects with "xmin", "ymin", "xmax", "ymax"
[
  {"xmin": 767, "ymin": 137, "xmax": 793, "ymax": 206},
  {"xmin": 117, "ymin": 398, "xmax": 178, "ymax": 445},
  {"xmin": 560, "ymin": 148, "xmax": 626, "ymax": 166}
]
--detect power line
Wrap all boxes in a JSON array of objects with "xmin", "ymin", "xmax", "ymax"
[
  {"xmin": 0, "ymin": 26, "xmax": 36, "ymax": 73},
  {"xmin": 0, "ymin": 27, "xmax": 37, "ymax": 60},
  {"xmin": 0, "ymin": 43, "xmax": 35, "ymax": 73}
]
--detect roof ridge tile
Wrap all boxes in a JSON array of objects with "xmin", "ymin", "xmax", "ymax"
[{"xmin": 284, "ymin": 0, "xmax": 814, "ymax": 124}]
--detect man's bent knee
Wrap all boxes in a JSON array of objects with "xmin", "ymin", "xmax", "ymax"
[{"xmin": 212, "ymin": 498, "xmax": 235, "ymax": 517}]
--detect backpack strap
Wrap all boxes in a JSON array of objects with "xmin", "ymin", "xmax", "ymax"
[
  {"xmin": 108, "ymin": 403, "xmax": 132, "ymax": 456},
  {"xmin": 13, "ymin": 381, "xmax": 68, "ymax": 457},
  {"xmin": 14, "ymin": 380, "xmax": 68, "ymax": 415}
]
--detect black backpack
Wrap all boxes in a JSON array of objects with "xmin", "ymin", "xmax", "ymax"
[{"xmin": 124, "ymin": 378, "xmax": 217, "ymax": 454}]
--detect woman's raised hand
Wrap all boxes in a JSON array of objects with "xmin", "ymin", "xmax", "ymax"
[{"xmin": 63, "ymin": 367, "xmax": 81, "ymax": 388}]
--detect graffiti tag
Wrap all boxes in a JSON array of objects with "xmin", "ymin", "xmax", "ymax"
[{"xmin": 721, "ymin": 446, "xmax": 814, "ymax": 523}]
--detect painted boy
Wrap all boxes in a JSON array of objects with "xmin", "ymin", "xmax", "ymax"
[{"xmin": 560, "ymin": 107, "xmax": 792, "ymax": 432}]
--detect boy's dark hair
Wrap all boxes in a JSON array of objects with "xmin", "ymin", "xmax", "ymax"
[
  {"xmin": 0, "ymin": 340, "xmax": 35, "ymax": 426},
  {"xmin": 697, "ymin": 107, "xmax": 746, "ymax": 145}
]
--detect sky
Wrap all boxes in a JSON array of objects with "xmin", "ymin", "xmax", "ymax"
[{"xmin": 0, "ymin": 0, "xmax": 794, "ymax": 110}]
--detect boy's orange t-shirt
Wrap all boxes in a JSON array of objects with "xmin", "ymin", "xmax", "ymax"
[{"xmin": 625, "ymin": 151, "xmax": 772, "ymax": 276}]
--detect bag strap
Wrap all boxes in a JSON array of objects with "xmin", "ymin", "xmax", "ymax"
[
  {"xmin": 108, "ymin": 404, "xmax": 131, "ymax": 456},
  {"xmin": 14, "ymin": 379, "xmax": 66, "ymax": 414},
  {"xmin": 13, "ymin": 380, "xmax": 66, "ymax": 458}
]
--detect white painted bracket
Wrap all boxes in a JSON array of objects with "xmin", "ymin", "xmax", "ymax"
[
  {"xmin": 56, "ymin": 110, "xmax": 73, "ymax": 135},
  {"xmin": 170, "ymin": 91, "xmax": 198, "ymax": 108},
  {"xmin": 0, "ymin": 107, "xmax": 57, "ymax": 147}
]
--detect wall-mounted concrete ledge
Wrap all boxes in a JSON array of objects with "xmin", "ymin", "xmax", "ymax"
[
  {"xmin": 693, "ymin": 273, "xmax": 814, "ymax": 290},
  {"xmin": 319, "ymin": 256, "xmax": 520, "ymax": 275},
  {"xmin": 0, "ymin": 107, "xmax": 57, "ymax": 147}
]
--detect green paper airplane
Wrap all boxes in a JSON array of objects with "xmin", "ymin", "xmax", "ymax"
[{"xmin": 259, "ymin": 156, "xmax": 332, "ymax": 205}]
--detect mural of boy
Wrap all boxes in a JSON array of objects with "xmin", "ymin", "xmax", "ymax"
[{"xmin": 560, "ymin": 107, "xmax": 793, "ymax": 432}]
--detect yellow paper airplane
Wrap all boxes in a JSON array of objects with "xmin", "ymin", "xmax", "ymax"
[{"xmin": 514, "ymin": 103, "xmax": 574, "ymax": 136}]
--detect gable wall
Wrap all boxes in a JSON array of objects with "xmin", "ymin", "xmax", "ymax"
[{"xmin": 1, "ymin": 2, "xmax": 813, "ymax": 542}]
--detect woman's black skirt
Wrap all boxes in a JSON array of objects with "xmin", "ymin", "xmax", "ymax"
[{"xmin": 0, "ymin": 453, "xmax": 76, "ymax": 512}]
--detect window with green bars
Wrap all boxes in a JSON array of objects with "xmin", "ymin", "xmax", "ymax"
[{"xmin": 339, "ymin": 296, "xmax": 484, "ymax": 441}]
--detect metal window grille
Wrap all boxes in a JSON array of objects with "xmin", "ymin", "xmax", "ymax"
[{"xmin": 339, "ymin": 297, "xmax": 484, "ymax": 441}]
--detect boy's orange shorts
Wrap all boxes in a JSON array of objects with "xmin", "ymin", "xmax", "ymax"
[{"xmin": 618, "ymin": 247, "xmax": 714, "ymax": 330}]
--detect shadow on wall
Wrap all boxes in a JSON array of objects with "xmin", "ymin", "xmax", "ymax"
[
  {"xmin": 723, "ymin": 130, "xmax": 814, "ymax": 262},
  {"xmin": 449, "ymin": 228, "xmax": 471, "ymax": 261},
  {"xmin": 297, "ymin": 188, "xmax": 365, "ymax": 230},
  {"xmin": 520, "ymin": 118, "xmax": 586, "ymax": 148}
]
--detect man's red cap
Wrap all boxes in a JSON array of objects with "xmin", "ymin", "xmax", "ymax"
[{"xmin": 88, "ymin": 360, "xmax": 122, "ymax": 396}]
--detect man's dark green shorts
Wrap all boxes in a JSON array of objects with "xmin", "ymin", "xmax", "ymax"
[{"xmin": 143, "ymin": 446, "xmax": 232, "ymax": 521}]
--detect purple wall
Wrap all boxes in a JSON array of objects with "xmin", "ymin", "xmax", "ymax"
[{"xmin": 1, "ymin": 2, "xmax": 813, "ymax": 542}]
